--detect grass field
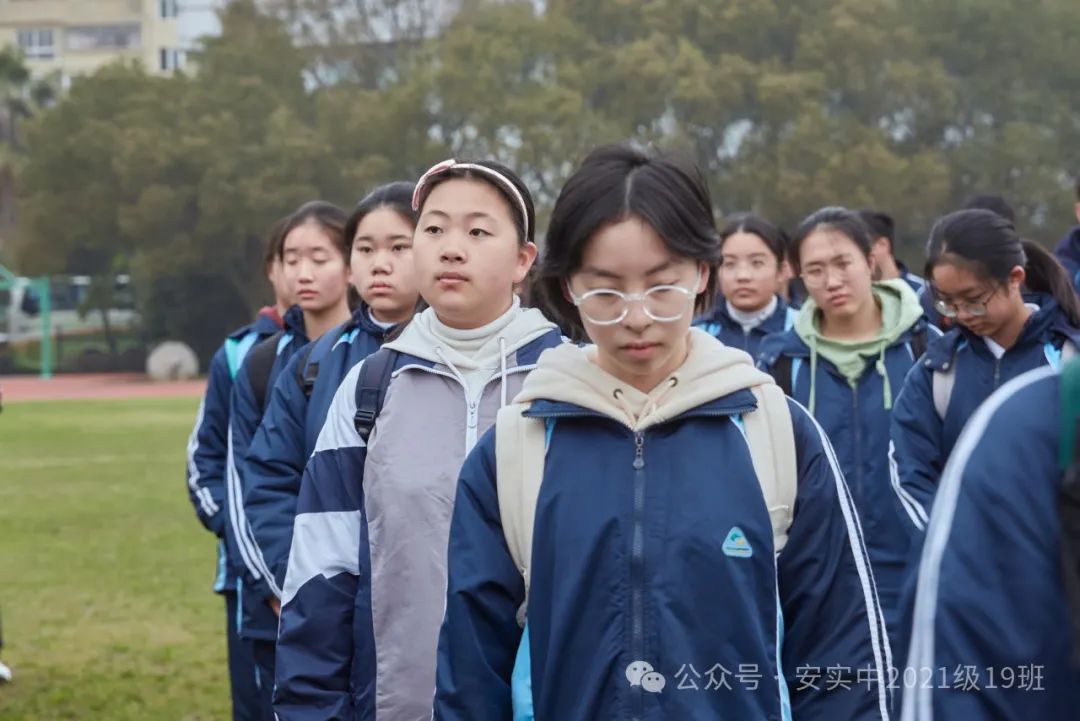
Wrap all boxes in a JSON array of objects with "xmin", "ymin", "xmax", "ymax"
[{"xmin": 0, "ymin": 398, "xmax": 230, "ymax": 720}]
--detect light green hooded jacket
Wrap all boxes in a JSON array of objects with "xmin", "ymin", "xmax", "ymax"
[{"xmin": 793, "ymin": 279, "xmax": 924, "ymax": 414}]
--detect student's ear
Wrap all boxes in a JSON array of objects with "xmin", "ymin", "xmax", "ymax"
[
  {"xmin": 1008, "ymin": 265, "xmax": 1026, "ymax": 290},
  {"xmin": 1074, "ymin": 202, "xmax": 1080, "ymax": 225},
  {"xmin": 778, "ymin": 259, "xmax": 793, "ymax": 283},
  {"xmin": 513, "ymin": 241, "xmax": 539, "ymax": 284},
  {"xmin": 697, "ymin": 262, "xmax": 711, "ymax": 295},
  {"xmin": 867, "ymin": 251, "xmax": 879, "ymax": 278}
]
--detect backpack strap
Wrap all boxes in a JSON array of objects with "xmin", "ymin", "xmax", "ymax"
[
  {"xmin": 909, "ymin": 325, "xmax": 929, "ymax": 362},
  {"xmin": 1058, "ymin": 357, "xmax": 1080, "ymax": 664},
  {"xmin": 767, "ymin": 355, "xmax": 794, "ymax": 397},
  {"xmin": 352, "ymin": 348, "xmax": 398, "ymax": 441},
  {"xmin": 292, "ymin": 342, "xmax": 320, "ymax": 400},
  {"xmin": 495, "ymin": 402, "xmax": 548, "ymax": 628},
  {"xmin": 246, "ymin": 331, "xmax": 284, "ymax": 414},
  {"xmin": 931, "ymin": 354, "xmax": 957, "ymax": 421},
  {"xmin": 743, "ymin": 384, "xmax": 798, "ymax": 554},
  {"xmin": 1065, "ymin": 341, "xmax": 1078, "ymax": 366}
]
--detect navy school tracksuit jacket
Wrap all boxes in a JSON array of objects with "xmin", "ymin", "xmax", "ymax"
[
  {"xmin": 185, "ymin": 308, "xmax": 283, "ymax": 593},
  {"xmin": 896, "ymin": 264, "xmax": 925, "ymax": 297},
  {"xmin": 225, "ymin": 305, "xmax": 308, "ymax": 636},
  {"xmin": 756, "ymin": 317, "xmax": 937, "ymax": 644},
  {"xmin": 435, "ymin": 333, "xmax": 893, "ymax": 721},
  {"xmin": 1055, "ymin": 226, "xmax": 1080, "ymax": 294},
  {"xmin": 693, "ymin": 295, "xmax": 798, "ymax": 359},
  {"xmin": 891, "ymin": 294, "xmax": 1080, "ymax": 531},
  {"xmin": 902, "ymin": 366, "xmax": 1080, "ymax": 721},
  {"xmin": 236, "ymin": 304, "xmax": 396, "ymax": 639}
]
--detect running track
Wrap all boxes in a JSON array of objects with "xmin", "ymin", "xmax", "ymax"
[{"xmin": 0, "ymin": 374, "xmax": 207, "ymax": 403}]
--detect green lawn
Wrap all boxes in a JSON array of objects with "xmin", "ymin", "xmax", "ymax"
[{"xmin": 0, "ymin": 398, "xmax": 230, "ymax": 720}]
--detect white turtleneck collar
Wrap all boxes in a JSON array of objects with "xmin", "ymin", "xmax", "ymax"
[
  {"xmin": 726, "ymin": 296, "xmax": 778, "ymax": 333},
  {"xmin": 429, "ymin": 298, "xmax": 520, "ymax": 358}
]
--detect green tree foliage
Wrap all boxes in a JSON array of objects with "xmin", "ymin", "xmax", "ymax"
[{"xmin": 12, "ymin": 0, "xmax": 1080, "ymax": 359}]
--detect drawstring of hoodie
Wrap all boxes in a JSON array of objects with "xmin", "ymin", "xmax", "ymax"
[
  {"xmin": 642, "ymin": 376, "xmax": 679, "ymax": 422},
  {"xmin": 434, "ymin": 346, "xmax": 470, "ymax": 394},
  {"xmin": 877, "ymin": 345, "xmax": 893, "ymax": 410},
  {"xmin": 611, "ymin": 376, "xmax": 680, "ymax": 429},
  {"xmin": 499, "ymin": 336, "xmax": 508, "ymax": 408},
  {"xmin": 611, "ymin": 388, "xmax": 636, "ymax": 424},
  {"xmin": 806, "ymin": 334, "xmax": 893, "ymax": 415}
]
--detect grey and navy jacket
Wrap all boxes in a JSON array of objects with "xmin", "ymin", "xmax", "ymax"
[
  {"xmin": 185, "ymin": 308, "xmax": 283, "ymax": 593},
  {"xmin": 224, "ymin": 305, "xmax": 308, "ymax": 627},
  {"xmin": 891, "ymin": 294, "xmax": 1080, "ymax": 532},
  {"xmin": 274, "ymin": 306, "xmax": 563, "ymax": 721},
  {"xmin": 435, "ymin": 332, "xmax": 893, "ymax": 721},
  {"xmin": 693, "ymin": 294, "xmax": 797, "ymax": 360},
  {"xmin": 901, "ymin": 366, "xmax": 1080, "ymax": 721},
  {"xmin": 236, "ymin": 304, "xmax": 396, "ymax": 639}
]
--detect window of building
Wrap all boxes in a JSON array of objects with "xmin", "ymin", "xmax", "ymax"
[
  {"xmin": 160, "ymin": 0, "xmax": 179, "ymax": 19},
  {"xmin": 17, "ymin": 28, "xmax": 55, "ymax": 59},
  {"xmin": 159, "ymin": 48, "xmax": 183, "ymax": 72},
  {"xmin": 66, "ymin": 25, "xmax": 142, "ymax": 52}
]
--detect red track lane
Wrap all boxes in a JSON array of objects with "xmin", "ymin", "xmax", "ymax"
[{"xmin": 0, "ymin": 374, "xmax": 207, "ymax": 403}]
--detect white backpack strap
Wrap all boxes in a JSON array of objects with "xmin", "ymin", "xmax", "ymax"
[
  {"xmin": 932, "ymin": 366, "xmax": 955, "ymax": 420},
  {"xmin": 495, "ymin": 402, "xmax": 547, "ymax": 627},
  {"xmin": 743, "ymin": 384, "xmax": 797, "ymax": 554},
  {"xmin": 1062, "ymin": 340, "xmax": 1077, "ymax": 366}
]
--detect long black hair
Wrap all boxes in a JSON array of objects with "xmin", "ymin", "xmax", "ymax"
[
  {"xmin": 345, "ymin": 181, "xmax": 418, "ymax": 247},
  {"xmin": 720, "ymin": 213, "xmax": 787, "ymax": 266},
  {"xmin": 537, "ymin": 143, "xmax": 720, "ymax": 337},
  {"xmin": 413, "ymin": 160, "xmax": 535, "ymax": 246},
  {"xmin": 262, "ymin": 214, "xmax": 290, "ymax": 272},
  {"xmin": 926, "ymin": 209, "xmax": 1080, "ymax": 326},
  {"xmin": 790, "ymin": 207, "xmax": 875, "ymax": 273},
  {"xmin": 278, "ymin": 201, "xmax": 349, "ymax": 261}
]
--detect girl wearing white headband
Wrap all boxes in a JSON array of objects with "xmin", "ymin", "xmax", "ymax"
[{"xmin": 274, "ymin": 159, "xmax": 566, "ymax": 721}]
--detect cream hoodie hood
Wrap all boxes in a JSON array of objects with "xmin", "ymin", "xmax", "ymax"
[{"xmin": 514, "ymin": 328, "xmax": 775, "ymax": 431}]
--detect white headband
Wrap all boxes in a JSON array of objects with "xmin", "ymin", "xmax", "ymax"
[{"xmin": 412, "ymin": 158, "xmax": 530, "ymax": 240}]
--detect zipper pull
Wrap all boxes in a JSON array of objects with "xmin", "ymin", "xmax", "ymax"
[{"xmin": 633, "ymin": 431, "xmax": 645, "ymax": 470}]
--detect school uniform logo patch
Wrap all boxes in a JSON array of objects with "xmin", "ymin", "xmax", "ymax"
[{"xmin": 722, "ymin": 527, "xmax": 753, "ymax": 558}]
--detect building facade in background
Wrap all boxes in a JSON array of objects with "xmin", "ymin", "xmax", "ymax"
[{"xmin": 0, "ymin": 0, "xmax": 190, "ymax": 81}]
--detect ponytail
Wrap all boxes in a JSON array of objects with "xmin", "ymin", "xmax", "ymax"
[{"xmin": 1021, "ymin": 239, "xmax": 1080, "ymax": 326}]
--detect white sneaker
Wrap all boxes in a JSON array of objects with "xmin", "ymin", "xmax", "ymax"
[{"xmin": 0, "ymin": 660, "xmax": 12, "ymax": 682}]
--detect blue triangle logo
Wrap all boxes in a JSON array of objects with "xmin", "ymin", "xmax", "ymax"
[{"xmin": 722, "ymin": 526, "xmax": 753, "ymax": 558}]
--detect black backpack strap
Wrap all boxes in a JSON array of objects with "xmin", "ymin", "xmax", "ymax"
[
  {"xmin": 909, "ymin": 325, "xmax": 929, "ymax": 361},
  {"xmin": 353, "ymin": 349, "xmax": 399, "ymax": 441},
  {"xmin": 768, "ymin": 355, "xmax": 794, "ymax": 397},
  {"xmin": 246, "ymin": 331, "xmax": 284, "ymax": 414},
  {"xmin": 292, "ymin": 342, "xmax": 320, "ymax": 401},
  {"xmin": 1059, "ymin": 357, "xmax": 1080, "ymax": 665}
]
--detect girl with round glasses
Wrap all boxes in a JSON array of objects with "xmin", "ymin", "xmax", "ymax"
[
  {"xmin": 890, "ymin": 208, "xmax": 1080, "ymax": 537},
  {"xmin": 434, "ymin": 146, "xmax": 893, "ymax": 721},
  {"xmin": 757, "ymin": 206, "xmax": 935, "ymax": 650},
  {"xmin": 693, "ymin": 214, "xmax": 798, "ymax": 360}
]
